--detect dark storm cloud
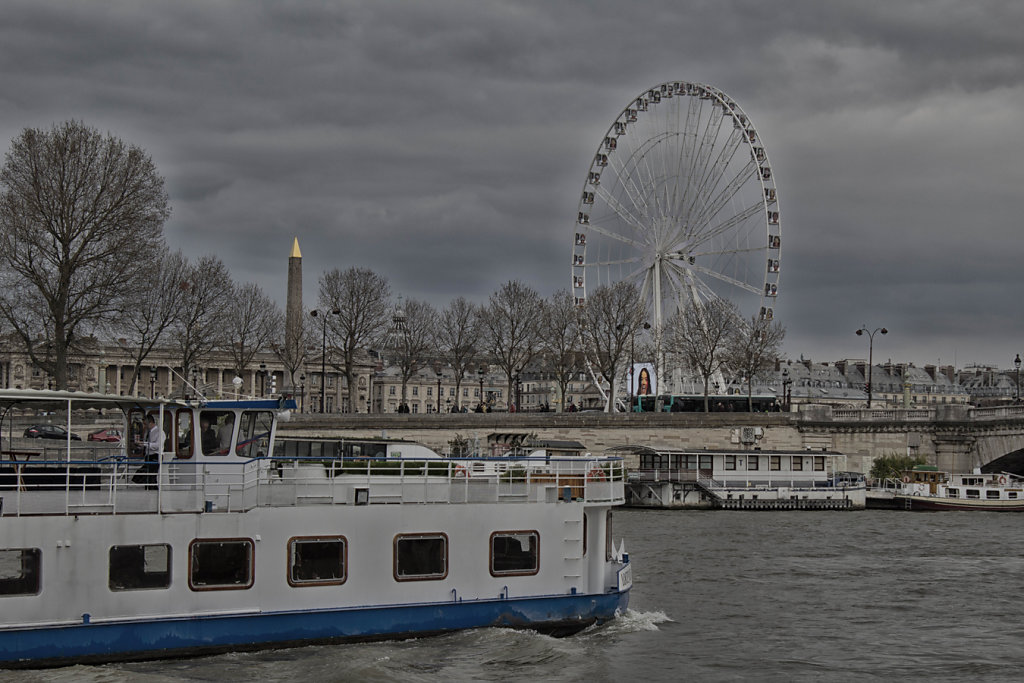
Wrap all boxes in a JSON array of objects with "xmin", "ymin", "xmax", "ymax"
[{"xmin": 1, "ymin": 0, "xmax": 1023, "ymax": 368}]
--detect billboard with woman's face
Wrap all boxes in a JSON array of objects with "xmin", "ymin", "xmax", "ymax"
[{"xmin": 627, "ymin": 363, "xmax": 656, "ymax": 396}]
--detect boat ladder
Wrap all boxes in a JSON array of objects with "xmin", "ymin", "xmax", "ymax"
[{"xmin": 562, "ymin": 518, "xmax": 582, "ymax": 579}]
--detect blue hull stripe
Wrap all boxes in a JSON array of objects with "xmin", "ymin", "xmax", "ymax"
[{"xmin": 1, "ymin": 590, "xmax": 629, "ymax": 667}]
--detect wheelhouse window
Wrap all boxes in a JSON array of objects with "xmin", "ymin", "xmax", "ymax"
[
  {"xmin": 237, "ymin": 411, "xmax": 274, "ymax": 459},
  {"xmin": 176, "ymin": 410, "xmax": 193, "ymax": 459},
  {"xmin": 109, "ymin": 544, "xmax": 171, "ymax": 591},
  {"xmin": 490, "ymin": 531, "xmax": 539, "ymax": 576},
  {"xmin": 0, "ymin": 548, "xmax": 41, "ymax": 596},
  {"xmin": 289, "ymin": 536, "xmax": 347, "ymax": 586},
  {"xmin": 189, "ymin": 539, "xmax": 254, "ymax": 590},
  {"xmin": 394, "ymin": 533, "xmax": 448, "ymax": 581}
]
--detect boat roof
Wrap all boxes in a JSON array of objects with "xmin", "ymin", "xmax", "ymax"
[{"xmin": 0, "ymin": 389, "xmax": 296, "ymax": 413}]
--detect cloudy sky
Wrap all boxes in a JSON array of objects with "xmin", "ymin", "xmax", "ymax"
[{"xmin": 2, "ymin": 0, "xmax": 1022, "ymax": 369}]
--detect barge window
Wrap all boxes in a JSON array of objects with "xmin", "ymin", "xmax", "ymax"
[
  {"xmin": 770, "ymin": 456, "xmax": 781, "ymax": 471},
  {"xmin": 289, "ymin": 536, "xmax": 347, "ymax": 586},
  {"xmin": 725, "ymin": 455, "xmax": 736, "ymax": 470},
  {"xmin": 792, "ymin": 456, "xmax": 803, "ymax": 471},
  {"xmin": 394, "ymin": 533, "xmax": 448, "ymax": 581},
  {"xmin": 0, "ymin": 548, "xmax": 41, "ymax": 596},
  {"xmin": 490, "ymin": 531, "xmax": 539, "ymax": 576},
  {"xmin": 109, "ymin": 544, "xmax": 171, "ymax": 591},
  {"xmin": 813, "ymin": 457, "xmax": 825, "ymax": 471},
  {"xmin": 747, "ymin": 456, "xmax": 759, "ymax": 471},
  {"xmin": 189, "ymin": 539, "xmax": 254, "ymax": 590}
]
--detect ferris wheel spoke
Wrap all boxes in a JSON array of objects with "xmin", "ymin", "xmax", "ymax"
[
  {"xmin": 688, "ymin": 245, "xmax": 766, "ymax": 258},
  {"xmin": 680, "ymin": 107, "xmax": 733, "ymax": 223},
  {"xmin": 669, "ymin": 97, "xmax": 702, "ymax": 224},
  {"xmin": 688, "ymin": 201, "xmax": 764, "ymax": 251},
  {"xmin": 686, "ymin": 131, "xmax": 746, "ymax": 229},
  {"xmin": 591, "ymin": 255, "xmax": 644, "ymax": 267},
  {"xmin": 586, "ymin": 220, "xmax": 647, "ymax": 250},
  {"xmin": 595, "ymin": 186, "xmax": 649, "ymax": 235},
  {"xmin": 688, "ymin": 263, "xmax": 762, "ymax": 295},
  {"xmin": 686, "ymin": 162, "xmax": 759, "ymax": 240}
]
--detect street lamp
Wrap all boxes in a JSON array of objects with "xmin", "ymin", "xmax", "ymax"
[
  {"xmin": 150, "ymin": 367, "xmax": 158, "ymax": 399},
  {"xmin": 1015, "ymin": 354, "xmax": 1021, "ymax": 402},
  {"xmin": 299, "ymin": 374, "xmax": 306, "ymax": 413},
  {"xmin": 435, "ymin": 365, "xmax": 443, "ymax": 414},
  {"xmin": 781, "ymin": 367, "xmax": 792, "ymax": 412},
  {"xmin": 310, "ymin": 308, "xmax": 340, "ymax": 413},
  {"xmin": 259, "ymin": 363, "xmax": 267, "ymax": 397},
  {"xmin": 855, "ymin": 326, "xmax": 887, "ymax": 409},
  {"xmin": 478, "ymin": 366, "xmax": 486, "ymax": 411}
]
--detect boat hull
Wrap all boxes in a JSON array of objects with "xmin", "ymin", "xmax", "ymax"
[
  {"xmin": 892, "ymin": 495, "xmax": 1024, "ymax": 512},
  {"xmin": 0, "ymin": 589, "xmax": 629, "ymax": 668}
]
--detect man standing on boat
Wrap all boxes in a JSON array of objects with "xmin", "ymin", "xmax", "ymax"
[{"xmin": 132, "ymin": 414, "xmax": 163, "ymax": 489}]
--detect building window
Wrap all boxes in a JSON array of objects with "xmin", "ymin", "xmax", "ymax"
[
  {"xmin": 490, "ymin": 531, "xmax": 540, "ymax": 576},
  {"xmin": 725, "ymin": 455, "xmax": 736, "ymax": 470},
  {"xmin": 389, "ymin": 386, "xmax": 396, "ymax": 396},
  {"xmin": 288, "ymin": 536, "xmax": 346, "ymax": 586},
  {"xmin": 747, "ymin": 455, "xmax": 759, "ymax": 471},
  {"xmin": 394, "ymin": 533, "xmax": 448, "ymax": 581},
  {"xmin": 109, "ymin": 544, "xmax": 171, "ymax": 591},
  {"xmin": 189, "ymin": 539, "xmax": 254, "ymax": 591},
  {"xmin": 0, "ymin": 548, "xmax": 41, "ymax": 596},
  {"xmin": 412, "ymin": 386, "xmax": 419, "ymax": 396},
  {"xmin": 770, "ymin": 456, "xmax": 781, "ymax": 471},
  {"xmin": 427, "ymin": 387, "xmax": 433, "ymax": 396}
]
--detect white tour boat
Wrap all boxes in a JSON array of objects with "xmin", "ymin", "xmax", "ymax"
[
  {"xmin": 867, "ymin": 465, "xmax": 1024, "ymax": 511},
  {"xmin": 0, "ymin": 389, "xmax": 631, "ymax": 668}
]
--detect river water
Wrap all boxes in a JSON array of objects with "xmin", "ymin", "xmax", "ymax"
[{"xmin": 13, "ymin": 509, "xmax": 1024, "ymax": 682}]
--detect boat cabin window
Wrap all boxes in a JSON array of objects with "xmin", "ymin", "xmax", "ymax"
[
  {"xmin": 176, "ymin": 410, "xmax": 193, "ymax": 459},
  {"xmin": 198, "ymin": 412, "xmax": 219, "ymax": 455},
  {"xmin": 747, "ymin": 455, "xmax": 759, "ymax": 471},
  {"xmin": 699, "ymin": 455, "xmax": 712, "ymax": 470},
  {"xmin": 986, "ymin": 490, "xmax": 1001, "ymax": 500},
  {"xmin": 189, "ymin": 539, "xmax": 254, "ymax": 591},
  {"xmin": 770, "ymin": 456, "xmax": 781, "ymax": 471},
  {"xmin": 288, "ymin": 536, "xmax": 347, "ymax": 586},
  {"xmin": 965, "ymin": 489, "xmax": 980, "ymax": 499},
  {"xmin": 947, "ymin": 488, "xmax": 959, "ymax": 498},
  {"xmin": 813, "ymin": 456, "xmax": 825, "ymax": 471},
  {"xmin": 394, "ymin": 533, "xmax": 448, "ymax": 581},
  {"xmin": 724, "ymin": 455, "xmax": 736, "ymax": 471},
  {"xmin": 109, "ymin": 544, "xmax": 171, "ymax": 591},
  {"xmin": 236, "ymin": 411, "xmax": 274, "ymax": 459},
  {"xmin": 792, "ymin": 456, "xmax": 803, "ymax": 471},
  {"xmin": 1010, "ymin": 492, "xmax": 1018, "ymax": 500},
  {"xmin": 0, "ymin": 548, "xmax": 41, "ymax": 596},
  {"xmin": 490, "ymin": 531, "xmax": 540, "ymax": 577}
]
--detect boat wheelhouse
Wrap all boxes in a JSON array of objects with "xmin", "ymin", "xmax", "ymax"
[
  {"xmin": 0, "ymin": 389, "xmax": 631, "ymax": 667},
  {"xmin": 625, "ymin": 447, "xmax": 865, "ymax": 510},
  {"xmin": 867, "ymin": 465, "xmax": 1024, "ymax": 511}
]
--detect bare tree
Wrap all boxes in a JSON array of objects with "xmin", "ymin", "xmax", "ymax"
[
  {"xmin": 577, "ymin": 281, "xmax": 648, "ymax": 412},
  {"xmin": 436, "ymin": 297, "xmax": 481, "ymax": 408},
  {"xmin": 319, "ymin": 267, "xmax": 391, "ymax": 413},
  {"xmin": 173, "ymin": 255, "xmax": 233, "ymax": 386},
  {"xmin": 223, "ymin": 282, "xmax": 283, "ymax": 387},
  {"xmin": 0, "ymin": 121, "xmax": 170, "ymax": 388},
  {"xmin": 113, "ymin": 248, "xmax": 188, "ymax": 394},
  {"xmin": 276, "ymin": 307, "xmax": 311, "ymax": 392},
  {"xmin": 538, "ymin": 290, "xmax": 584, "ymax": 413},
  {"xmin": 668, "ymin": 298, "xmax": 742, "ymax": 412},
  {"xmin": 478, "ymin": 280, "xmax": 542, "ymax": 409},
  {"xmin": 728, "ymin": 315, "xmax": 786, "ymax": 411},
  {"xmin": 387, "ymin": 298, "xmax": 436, "ymax": 410}
]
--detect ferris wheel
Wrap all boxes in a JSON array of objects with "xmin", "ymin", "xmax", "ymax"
[{"xmin": 571, "ymin": 81, "xmax": 781, "ymax": 331}]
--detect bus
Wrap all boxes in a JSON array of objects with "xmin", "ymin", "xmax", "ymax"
[{"xmin": 631, "ymin": 393, "xmax": 778, "ymax": 413}]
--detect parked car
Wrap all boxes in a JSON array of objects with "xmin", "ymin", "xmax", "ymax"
[
  {"xmin": 23, "ymin": 424, "xmax": 82, "ymax": 440},
  {"xmin": 87, "ymin": 428, "xmax": 123, "ymax": 443}
]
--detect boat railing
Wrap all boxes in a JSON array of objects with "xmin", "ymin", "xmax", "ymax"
[{"xmin": 0, "ymin": 454, "xmax": 625, "ymax": 516}]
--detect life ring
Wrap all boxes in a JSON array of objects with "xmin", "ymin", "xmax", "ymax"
[
  {"xmin": 453, "ymin": 464, "xmax": 469, "ymax": 478},
  {"xmin": 999, "ymin": 475, "xmax": 1007, "ymax": 485},
  {"xmin": 586, "ymin": 465, "xmax": 607, "ymax": 482},
  {"xmin": 901, "ymin": 475, "xmax": 910, "ymax": 483}
]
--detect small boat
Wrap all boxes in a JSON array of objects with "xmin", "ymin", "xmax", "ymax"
[
  {"xmin": 0, "ymin": 389, "xmax": 631, "ymax": 668},
  {"xmin": 867, "ymin": 465, "xmax": 1024, "ymax": 511}
]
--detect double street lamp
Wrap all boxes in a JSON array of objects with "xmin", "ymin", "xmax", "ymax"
[
  {"xmin": 856, "ymin": 326, "xmax": 887, "ymax": 409},
  {"xmin": 310, "ymin": 308, "xmax": 340, "ymax": 413}
]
